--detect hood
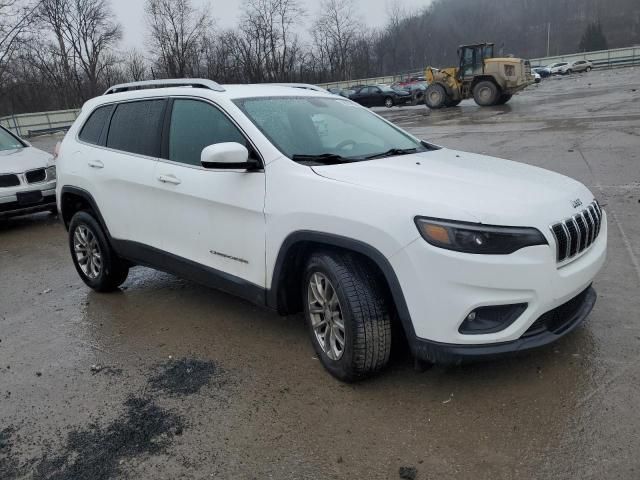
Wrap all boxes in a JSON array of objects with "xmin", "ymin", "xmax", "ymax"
[
  {"xmin": 311, "ymin": 148, "xmax": 592, "ymax": 225},
  {"xmin": 0, "ymin": 146, "xmax": 53, "ymax": 174}
]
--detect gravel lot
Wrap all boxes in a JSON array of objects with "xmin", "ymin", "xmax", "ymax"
[{"xmin": 1, "ymin": 68, "xmax": 639, "ymax": 479}]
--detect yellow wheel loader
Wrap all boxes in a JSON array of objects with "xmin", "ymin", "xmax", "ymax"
[{"xmin": 424, "ymin": 43, "xmax": 533, "ymax": 108}]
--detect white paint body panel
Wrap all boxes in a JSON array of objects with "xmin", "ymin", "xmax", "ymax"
[{"xmin": 56, "ymin": 84, "xmax": 607, "ymax": 346}]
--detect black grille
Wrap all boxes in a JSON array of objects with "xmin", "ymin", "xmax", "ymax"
[
  {"xmin": 25, "ymin": 168, "xmax": 46, "ymax": 183},
  {"xmin": 550, "ymin": 200, "xmax": 603, "ymax": 262},
  {"xmin": 523, "ymin": 287, "xmax": 591, "ymax": 337},
  {"xmin": 0, "ymin": 174, "xmax": 20, "ymax": 187}
]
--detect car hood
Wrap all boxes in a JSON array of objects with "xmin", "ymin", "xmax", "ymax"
[
  {"xmin": 311, "ymin": 148, "xmax": 593, "ymax": 225},
  {"xmin": 0, "ymin": 146, "xmax": 53, "ymax": 174}
]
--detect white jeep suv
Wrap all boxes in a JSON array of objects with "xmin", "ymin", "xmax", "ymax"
[{"xmin": 56, "ymin": 79, "xmax": 607, "ymax": 381}]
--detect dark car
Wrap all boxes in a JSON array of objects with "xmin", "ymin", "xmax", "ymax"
[
  {"xmin": 532, "ymin": 67, "xmax": 551, "ymax": 78},
  {"xmin": 349, "ymin": 84, "xmax": 412, "ymax": 108}
]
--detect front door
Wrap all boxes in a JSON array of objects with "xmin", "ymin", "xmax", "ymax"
[{"xmin": 151, "ymin": 98, "xmax": 266, "ymax": 289}]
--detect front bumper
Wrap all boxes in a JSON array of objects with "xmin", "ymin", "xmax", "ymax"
[
  {"xmin": 412, "ymin": 286, "xmax": 596, "ymax": 365},
  {"xmin": 389, "ymin": 212, "xmax": 607, "ymax": 363},
  {"xmin": 0, "ymin": 187, "xmax": 56, "ymax": 217}
]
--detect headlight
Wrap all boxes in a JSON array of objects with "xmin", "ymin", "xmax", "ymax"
[
  {"xmin": 414, "ymin": 217, "xmax": 547, "ymax": 254},
  {"xmin": 46, "ymin": 166, "xmax": 56, "ymax": 180}
]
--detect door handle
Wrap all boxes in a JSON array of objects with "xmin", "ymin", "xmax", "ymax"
[
  {"xmin": 88, "ymin": 160, "xmax": 104, "ymax": 169},
  {"xmin": 158, "ymin": 174, "xmax": 181, "ymax": 185}
]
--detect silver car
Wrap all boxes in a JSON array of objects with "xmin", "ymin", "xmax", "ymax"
[
  {"xmin": 570, "ymin": 60, "xmax": 593, "ymax": 73},
  {"xmin": 0, "ymin": 126, "xmax": 57, "ymax": 218}
]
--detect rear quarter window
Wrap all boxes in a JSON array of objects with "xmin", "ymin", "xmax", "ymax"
[
  {"xmin": 78, "ymin": 105, "xmax": 114, "ymax": 145},
  {"xmin": 106, "ymin": 99, "xmax": 166, "ymax": 157}
]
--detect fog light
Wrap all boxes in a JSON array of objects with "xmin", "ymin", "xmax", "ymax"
[{"xmin": 459, "ymin": 303, "xmax": 527, "ymax": 334}]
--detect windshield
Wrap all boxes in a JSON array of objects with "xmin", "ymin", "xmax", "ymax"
[
  {"xmin": 234, "ymin": 96, "xmax": 427, "ymax": 162},
  {"xmin": 0, "ymin": 127, "xmax": 24, "ymax": 151}
]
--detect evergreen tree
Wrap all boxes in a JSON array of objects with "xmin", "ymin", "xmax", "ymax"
[{"xmin": 579, "ymin": 21, "xmax": 609, "ymax": 52}]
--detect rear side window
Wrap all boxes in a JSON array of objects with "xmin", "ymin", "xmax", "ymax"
[
  {"xmin": 168, "ymin": 99, "xmax": 247, "ymax": 166},
  {"xmin": 107, "ymin": 99, "xmax": 166, "ymax": 157},
  {"xmin": 79, "ymin": 105, "xmax": 113, "ymax": 145}
]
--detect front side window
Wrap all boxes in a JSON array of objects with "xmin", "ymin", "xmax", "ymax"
[
  {"xmin": 0, "ymin": 127, "xmax": 24, "ymax": 151},
  {"xmin": 168, "ymin": 99, "xmax": 247, "ymax": 166},
  {"xmin": 106, "ymin": 99, "xmax": 166, "ymax": 157},
  {"xmin": 235, "ymin": 96, "xmax": 427, "ymax": 162}
]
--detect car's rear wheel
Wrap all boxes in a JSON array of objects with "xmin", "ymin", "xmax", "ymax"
[
  {"xmin": 69, "ymin": 211, "xmax": 129, "ymax": 292},
  {"xmin": 303, "ymin": 251, "xmax": 392, "ymax": 382},
  {"xmin": 473, "ymin": 81, "xmax": 499, "ymax": 106},
  {"xmin": 586, "ymin": 66, "xmax": 592, "ymax": 72}
]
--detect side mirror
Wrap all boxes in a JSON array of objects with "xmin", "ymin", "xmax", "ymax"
[{"xmin": 200, "ymin": 142, "xmax": 257, "ymax": 170}]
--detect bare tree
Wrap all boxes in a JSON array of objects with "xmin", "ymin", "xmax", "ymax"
[
  {"xmin": 124, "ymin": 48, "xmax": 147, "ymax": 81},
  {"xmin": 0, "ymin": 0, "xmax": 38, "ymax": 82},
  {"xmin": 35, "ymin": 0, "xmax": 121, "ymax": 100},
  {"xmin": 145, "ymin": 0, "xmax": 210, "ymax": 78},
  {"xmin": 312, "ymin": 0, "xmax": 360, "ymax": 81}
]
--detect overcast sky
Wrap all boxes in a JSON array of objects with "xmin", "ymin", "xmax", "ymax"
[{"xmin": 111, "ymin": 0, "xmax": 431, "ymax": 49}]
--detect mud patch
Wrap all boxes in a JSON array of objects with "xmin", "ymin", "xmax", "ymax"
[
  {"xmin": 33, "ymin": 396, "xmax": 183, "ymax": 480},
  {"xmin": 0, "ymin": 427, "xmax": 19, "ymax": 479},
  {"xmin": 148, "ymin": 358, "xmax": 222, "ymax": 396}
]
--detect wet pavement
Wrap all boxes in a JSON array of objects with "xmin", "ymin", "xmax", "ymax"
[{"xmin": 1, "ymin": 68, "xmax": 639, "ymax": 479}]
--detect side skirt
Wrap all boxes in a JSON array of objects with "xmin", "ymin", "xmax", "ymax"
[{"xmin": 112, "ymin": 239, "xmax": 266, "ymax": 306}]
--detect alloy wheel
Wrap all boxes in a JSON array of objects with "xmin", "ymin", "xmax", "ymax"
[
  {"xmin": 73, "ymin": 225, "xmax": 102, "ymax": 279},
  {"xmin": 308, "ymin": 272, "xmax": 345, "ymax": 360}
]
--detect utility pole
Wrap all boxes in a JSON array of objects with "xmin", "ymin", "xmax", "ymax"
[{"xmin": 546, "ymin": 22, "xmax": 551, "ymax": 57}]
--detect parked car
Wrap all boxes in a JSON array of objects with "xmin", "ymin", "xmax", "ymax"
[
  {"xmin": 547, "ymin": 62, "xmax": 571, "ymax": 75},
  {"xmin": 57, "ymin": 78, "xmax": 607, "ymax": 381},
  {"xmin": 393, "ymin": 82, "xmax": 428, "ymax": 104},
  {"xmin": 570, "ymin": 60, "xmax": 593, "ymax": 72},
  {"xmin": 349, "ymin": 84, "xmax": 412, "ymax": 108},
  {"xmin": 531, "ymin": 66, "xmax": 551, "ymax": 78},
  {"xmin": 0, "ymin": 125, "xmax": 57, "ymax": 219},
  {"xmin": 533, "ymin": 72, "xmax": 541, "ymax": 83}
]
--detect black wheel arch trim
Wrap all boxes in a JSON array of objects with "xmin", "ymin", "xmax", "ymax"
[
  {"xmin": 60, "ymin": 185, "xmax": 112, "ymax": 234},
  {"xmin": 268, "ymin": 230, "xmax": 418, "ymax": 343}
]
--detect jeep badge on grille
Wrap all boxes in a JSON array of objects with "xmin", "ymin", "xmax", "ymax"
[{"xmin": 571, "ymin": 198, "xmax": 583, "ymax": 208}]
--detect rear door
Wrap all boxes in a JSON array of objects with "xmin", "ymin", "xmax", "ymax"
[
  {"xmin": 78, "ymin": 98, "xmax": 166, "ymax": 249},
  {"xmin": 150, "ymin": 98, "xmax": 266, "ymax": 288}
]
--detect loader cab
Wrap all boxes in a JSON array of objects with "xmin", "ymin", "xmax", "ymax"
[{"xmin": 458, "ymin": 43, "xmax": 495, "ymax": 80}]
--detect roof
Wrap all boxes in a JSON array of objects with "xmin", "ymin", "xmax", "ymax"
[{"xmin": 83, "ymin": 81, "xmax": 335, "ymax": 111}]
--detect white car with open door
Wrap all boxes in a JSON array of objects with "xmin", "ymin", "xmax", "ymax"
[
  {"xmin": 0, "ymin": 125, "xmax": 57, "ymax": 219},
  {"xmin": 56, "ymin": 79, "xmax": 607, "ymax": 381}
]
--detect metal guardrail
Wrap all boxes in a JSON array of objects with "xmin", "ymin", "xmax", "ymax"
[
  {"xmin": 530, "ymin": 46, "xmax": 640, "ymax": 69},
  {"xmin": 0, "ymin": 109, "xmax": 80, "ymax": 138},
  {"xmin": 318, "ymin": 46, "xmax": 640, "ymax": 90}
]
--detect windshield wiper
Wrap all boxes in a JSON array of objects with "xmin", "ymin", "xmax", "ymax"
[
  {"xmin": 291, "ymin": 153, "xmax": 352, "ymax": 165},
  {"xmin": 364, "ymin": 148, "xmax": 418, "ymax": 160}
]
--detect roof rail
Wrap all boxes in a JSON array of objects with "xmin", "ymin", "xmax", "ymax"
[{"xmin": 103, "ymin": 78, "xmax": 225, "ymax": 95}]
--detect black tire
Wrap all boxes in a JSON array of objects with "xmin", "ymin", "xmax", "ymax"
[
  {"xmin": 495, "ymin": 94, "xmax": 512, "ymax": 105},
  {"xmin": 384, "ymin": 96, "xmax": 394, "ymax": 108},
  {"xmin": 425, "ymin": 84, "xmax": 447, "ymax": 109},
  {"xmin": 68, "ymin": 211, "xmax": 129, "ymax": 292},
  {"xmin": 473, "ymin": 80, "xmax": 499, "ymax": 106},
  {"xmin": 303, "ymin": 251, "xmax": 392, "ymax": 382},
  {"xmin": 565, "ymin": 69, "xmax": 573, "ymax": 75},
  {"xmin": 586, "ymin": 66, "xmax": 592, "ymax": 72}
]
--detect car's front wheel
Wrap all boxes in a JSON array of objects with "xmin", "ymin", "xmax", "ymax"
[
  {"xmin": 303, "ymin": 251, "xmax": 392, "ymax": 382},
  {"xmin": 384, "ymin": 96, "xmax": 394, "ymax": 108},
  {"xmin": 68, "ymin": 211, "xmax": 129, "ymax": 292}
]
